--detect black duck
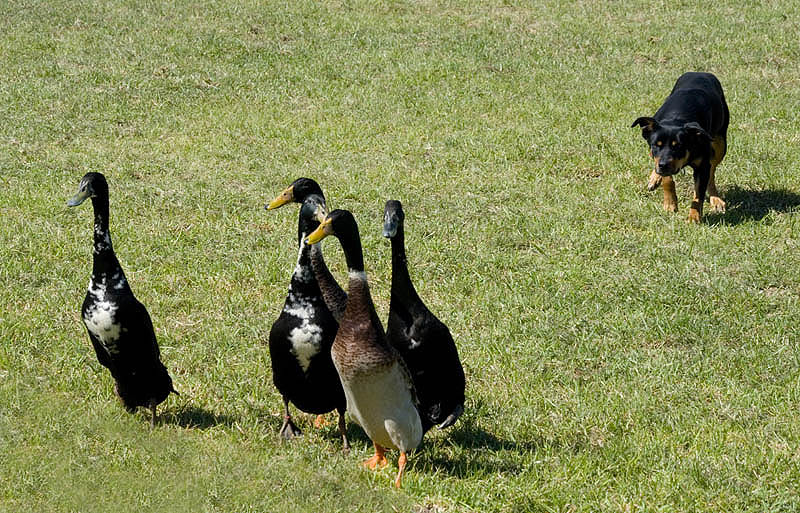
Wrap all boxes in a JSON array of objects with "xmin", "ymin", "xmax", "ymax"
[
  {"xmin": 383, "ymin": 200, "xmax": 465, "ymax": 431},
  {"xmin": 68, "ymin": 172, "xmax": 177, "ymax": 426},
  {"xmin": 265, "ymin": 184, "xmax": 349, "ymax": 450}
]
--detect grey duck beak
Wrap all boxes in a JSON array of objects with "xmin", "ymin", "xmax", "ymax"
[
  {"xmin": 67, "ymin": 188, "xmax": 91, "ymax": 207},
  {"xmin": 382, "ymin": 217, "xmax": 398, "ymax": 238}
]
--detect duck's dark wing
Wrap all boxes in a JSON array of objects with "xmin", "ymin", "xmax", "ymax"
[
  {"xmin": 116, "ymin": 295, "xmax": 162, "ymax": 364},
  {"xmin": 419, "ymin": 315, "xmax": 465, "ymax": 427},
  {"xmin": 86, "ymin": 329, "xmax": 114, "ymax": 370},
  {"xmin": 104, "ymin": 294, "xmax": 175, "ymax": 408},
  {"xmin": 268, "ymin": 313, "xmax": 304, "ymax": 394},
  {"xmin": 390, "ymin": 307, "xmax": 466, "ymax": 431}
]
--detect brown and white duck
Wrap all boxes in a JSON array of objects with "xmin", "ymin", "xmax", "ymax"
[{"xmin": 306, "ymin": 209, "xmax": 422, "ymax": 488}]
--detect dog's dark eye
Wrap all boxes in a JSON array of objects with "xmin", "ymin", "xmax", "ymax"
[
  {"xmin": 656, "ymin": 141, "xmax": 663, "ymax": 147},
  {"xmin": 671, "ymin": 141, "xmax": 677, "ymax": 147}
]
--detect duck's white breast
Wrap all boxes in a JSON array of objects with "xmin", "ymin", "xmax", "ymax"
[
  {"xmin": 339, "ymin": 361, "xmax": 422, "ymax": 452},
  {"xmin": 84, "ymin": 279, "xmax": 123, "ymax": 354}
]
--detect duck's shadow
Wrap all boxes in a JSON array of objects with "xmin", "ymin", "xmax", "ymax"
[
  {"xmin": 414, "ymin": 414, "xmax": 540, "ymax": 478},
  {"xmin": 706, "ymin": 186, "xmax": 800, "ymax": 225},
  {"xmin": 160, "ymin": 405, "xmax": 237, "ymax": 429}
]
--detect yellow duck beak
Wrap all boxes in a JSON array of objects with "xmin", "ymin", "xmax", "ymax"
[
  {"xmin": 266, "ymin": 185, "xmax": 294, "ymax": 210},
  {"xmin": 305, "ymin": 217, "xmax": 334, "ymax": 244}
]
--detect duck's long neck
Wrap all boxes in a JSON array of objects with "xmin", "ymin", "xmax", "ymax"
[
  {"xmin": 390, "ymin": 227, "xmax": 421, "ymax": 306},
  {"xmin": 90, "ymin": 196, "xmax": 122, "ymax": 277},
  {"xmin": 310, "ymin": 242, "xmax": 347, "ymax": 320},
  {"xmin": 340, "ymin": 229, "xmax": 365, "ymax": 277},
  {"xmin": 338, "ymin": 222, "xmax": 386, "ymax": 340},
  {"xmin": 289, "ymin": 215, "xmax": 324, "ymax": 296},
  {"xmin": 310, "ymin": 243, "xmax": 335, "ymax": 288},
  {"xmin": 340, "ymin": 230, "xmax": 373, "ymax": 307},
  {"xmin": 289, "ymin": 233, "xmax": 322, "ymax": 298}
]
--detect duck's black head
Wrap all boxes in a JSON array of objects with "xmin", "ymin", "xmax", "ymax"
[
  {"xmin": 306, "ymin": 209, "xmax": 362, "ymax": 271},
  {"xmin": 266, "ymin": 177, "xmax": 326, "ymax": 213},
  {"xmin": 67, "ymin": 172, "xmax": 108, "ymax": 207},
  {"xmin": 382, "ymin": 199, "xmax": 405, "ymax": 239},
  {"xmin": 306, "ymin": 209, "xmax": 358, "ymax": 244},
  {"xmin": 298, "ymin": 194, "xmax": 327, "ymax": 241}
]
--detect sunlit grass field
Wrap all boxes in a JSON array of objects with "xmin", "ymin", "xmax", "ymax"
[{"xmin": 2, "ymin": 1, "xmax": 799, "ymax": 511}]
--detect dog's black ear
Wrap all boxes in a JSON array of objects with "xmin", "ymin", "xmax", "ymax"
[
  {"xmin": 631, "ymin": 117, "xmax": 658, "ymax": 139},
  {"xmin": 683, "ymin": 122, "xmax": 712, "ymax": 142}
]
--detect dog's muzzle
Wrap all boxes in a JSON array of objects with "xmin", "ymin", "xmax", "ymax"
[{"xmin": 656, "ymin": 164, "xmax": 677, "ymax": 176}]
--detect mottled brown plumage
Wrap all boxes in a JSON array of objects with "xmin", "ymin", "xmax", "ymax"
[
  {"xmin": 330, "ymin": 276, "xmax": 404, "ymax": 378},
  {"xmin": 306, "ymin": 209, "xmax": 422, "ymax": 489},
  {"xmin": 310, "ymin": 244, "xmax": 347, "ymax": 322}
]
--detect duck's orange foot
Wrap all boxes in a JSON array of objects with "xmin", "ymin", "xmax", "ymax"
[
  {"xmin": 394, "ymin": 452, "xmax": 408, "ymax": 489},
  {"xmin": 313, "ymin": 414, "xmax": 329, "ymax": 428},
  {"xmin": 362, "ymin": 443, "xmax": 388, "ymax": 470}
]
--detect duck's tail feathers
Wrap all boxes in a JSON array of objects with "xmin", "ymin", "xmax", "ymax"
[{"xmin": 437, "ymin": 403, "xmax": 464, "ymax": 430}]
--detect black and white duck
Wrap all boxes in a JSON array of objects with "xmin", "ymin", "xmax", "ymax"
[
  {"xmin": 383, "ymin": 200, "xmax": 465, "ymax": 431},
  {"xmin": 265, "ymin": 183, "xmax": 349, "ymax": 450},
  {"xmin": 306, "ymin": 209, "xmax": 421, "ymax": 488},
  {"xmin": 68, "ymin": 172, "xmax": 177, "ymax": 426},
  {"xmin": 267, "ymin": 178, "xmax": 347, "ymax": 321}
]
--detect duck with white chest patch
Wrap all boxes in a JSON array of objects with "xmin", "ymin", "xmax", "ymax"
[
  {"xmin": 68, "ymin": 172, "xmax": 177, "ymax": 426},
  {"xmin": 267, "ymin": 178, "xmax": 347, "ymax": 321},
  {"xmin": 265, "ymin": 182, "xmax": 349, "ymax": 450},
  {"xmin": 306, "ymin": 209, "xmax": 422, "ymax": 489}
]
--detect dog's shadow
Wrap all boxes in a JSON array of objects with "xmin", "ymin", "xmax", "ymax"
[{"xmin": 707, "ymin": 186, "xmax": 800, "ymax": 225}]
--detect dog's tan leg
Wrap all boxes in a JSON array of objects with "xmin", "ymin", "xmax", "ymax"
[
  {"xmin": 647, "ymin": 167, "xmax": 663, "ymax": 191},
  {"xmin": 688, "ymin": 196, "xmax": 702, "ymax": 223},
  {"xmin": 661, "ymin": 175, "xmax": 678, "ymax": 212},
  {"xmin": 687, "ymin": 166, "xmax": 710, "ymax": 224},
  {"xmin": 708, "ymin": 136, "xmax": 727, "ymax": 212}
]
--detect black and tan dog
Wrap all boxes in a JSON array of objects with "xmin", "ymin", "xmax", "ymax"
[{"xmin": 632, "ymin": 72, "xmax": 729, "ymax": 223}]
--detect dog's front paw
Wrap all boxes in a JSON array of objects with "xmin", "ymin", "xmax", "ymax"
[
  {"xmin": 663, "ymin": 199, "xmax": 678, "ymax": 212},
  {"xmin": 647, "ymin": 170, "xmax": 662, "ymax": 191},
  {"xmin": 687, "ymin": 208, "xmax": 702, "ymax": 224},
  {"xmin": 709, "ymin": 196, "xmax": 726, "ymax": 213}
]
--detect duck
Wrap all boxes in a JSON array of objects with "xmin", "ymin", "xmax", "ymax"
[
  {"xmin": 265, "ymin": 182, "xmax": 349, "ymax": 450},
  {"xmin": 383, "ymin": 200, "xmax": 465, "ymax": 432},
  {"xmin": 67, "ymin": 172, "xmax": 177, "ymax": 426},
  {"xmin": 306, "ymin": 209, "xmax": 422, "ymax": 488},
  {"xmin": 267, "ymin": 178, "xmax": 347, "ymax": 321}
]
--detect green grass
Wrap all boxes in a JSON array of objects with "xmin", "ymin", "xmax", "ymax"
[{"xmin": 2, "ymin": 0, "xmax": 800, "ymax": 511}]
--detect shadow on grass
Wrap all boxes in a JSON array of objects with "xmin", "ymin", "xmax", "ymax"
[
  {"xmin": 161, "ymin": 405, "xmax": 237, "ymax": 429},
  {"xmin": 706, "ymin": 186, "xmax": 800, "ymax": 225},
  {"xmin": 343, "ymin": 421, "xmax": 372, "ymax": 446},
  {"xmin": 414, "ymin": 412, "xmax": 540, "ymax": 478},
  {"xmin": 444, "ymin": 416, "xmax": 537, "ymax": 453}
]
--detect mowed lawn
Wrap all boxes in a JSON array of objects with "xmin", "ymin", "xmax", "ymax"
[{"xmin": 1, "ymin": 0, "xmax": 799, "ymax": 511}]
